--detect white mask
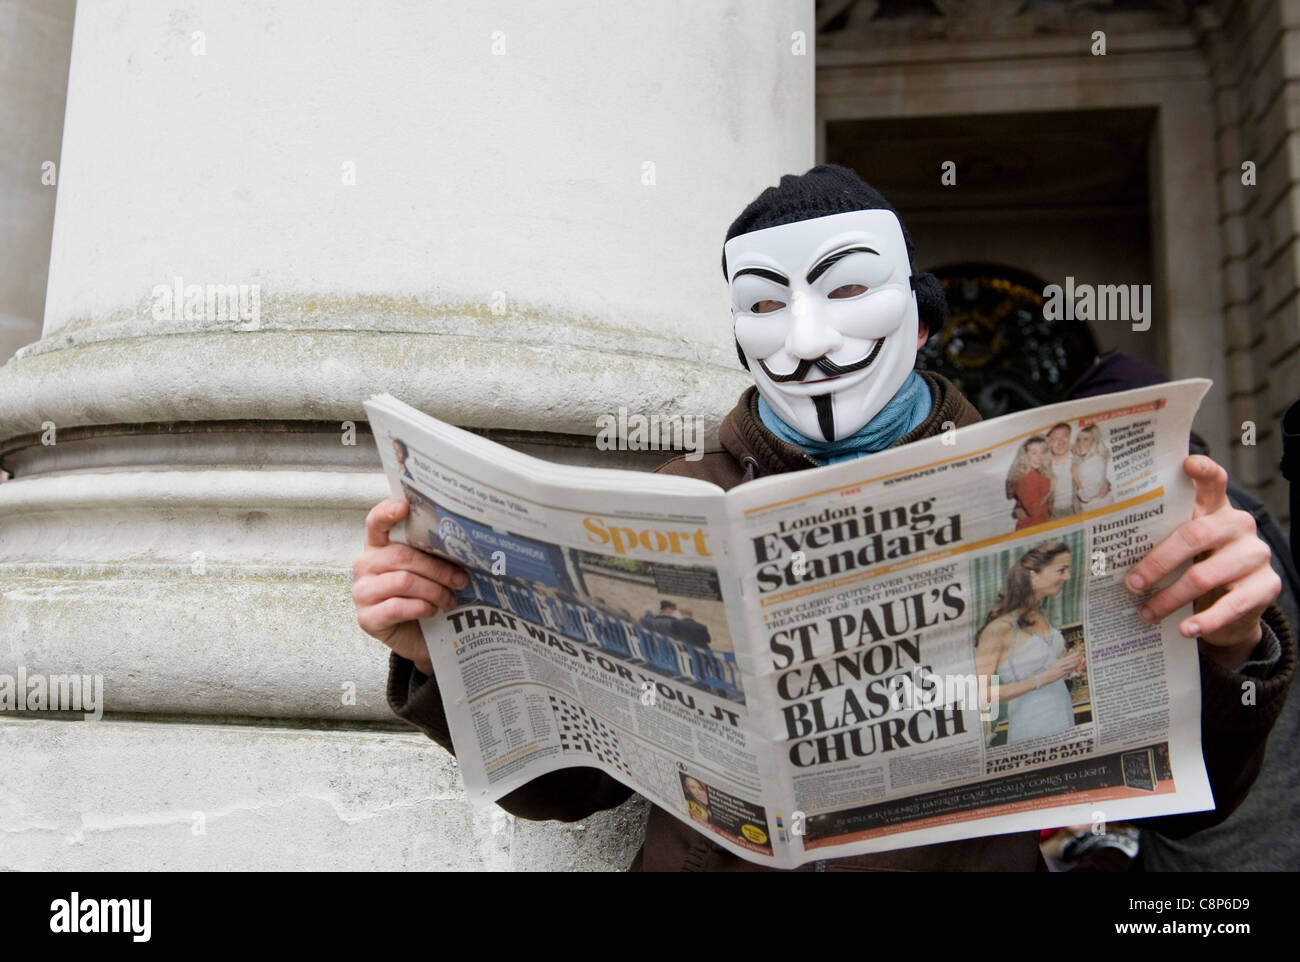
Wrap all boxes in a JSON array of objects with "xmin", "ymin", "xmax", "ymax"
[{"xmin": 725, "ymin": 209, "xmax": 920, "ymax": 442}]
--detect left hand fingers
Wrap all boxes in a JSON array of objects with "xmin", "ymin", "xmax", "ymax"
[
  {"xmin": 1178, "ymin": 566, "xmax": 1280, "ymax": 643},
  {"xmin": 1185, "ymin": 454, "xmax": 1230, "ymax": 517},
  {"xmin": 1135, "ymin": 534, "xmax": 1273, "ymax": 630},
  {"xmin": 1126, "ymin": 505, "xmax": 1256, "ymax": 594}
]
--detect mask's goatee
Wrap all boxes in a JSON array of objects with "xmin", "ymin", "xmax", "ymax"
[{"xmin": 813, "ymin": 394, "xmax": 835, "ymax": 441}]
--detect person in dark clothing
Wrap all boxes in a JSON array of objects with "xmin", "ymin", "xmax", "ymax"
[
  {"xmin": 351, "ymin": 166, "xmax": 1294, "ymax": 871},
  {"xmin": 669, "ymin": 608, "xmax": 712, "ymax": 648},
  {"xmin": 642, "ymin": 600, "xmax": 679, "ymax": 638},
  {"xmin": 1284, "ymin": 399, "xmax": 1300, "ymax": 575}
]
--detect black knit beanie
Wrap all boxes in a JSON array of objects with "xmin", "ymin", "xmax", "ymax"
[{"xmin": 722, "ymin": 164, "xmax": 946, "ymax": 370}]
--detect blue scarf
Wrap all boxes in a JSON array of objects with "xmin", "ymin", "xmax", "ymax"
[{"xmin": 757, "ymin": 370, "xmax": 932, "ymax": 465}]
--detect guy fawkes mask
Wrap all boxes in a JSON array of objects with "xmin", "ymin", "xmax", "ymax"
[{"xmin": 725, "ymin": 209, "xmax": 921, "ymax": 442}]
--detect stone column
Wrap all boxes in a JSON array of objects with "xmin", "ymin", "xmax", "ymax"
[
  {"xmin": 0, "ymin": 0, "xmax": 74, "ymax": 364},
  {"xmin": 0, "ymin": 0, "xmax": 812, "ymax": 869}
]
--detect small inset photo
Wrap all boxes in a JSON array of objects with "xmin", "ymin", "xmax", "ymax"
[
  {"xmin": 677, "ymin": 772, "xmax": 773, "ymax": 856},
  {"xmin": 1121, "ymin": 748, "xmax": 1158, "ymax": 792},
  {"xmin": 972, "ymin": 532, "xmax": 1090, "ymax": 749},
  {"xmin": 1004, "ymin": 421, "xmax": 1114, "ymax": 531}
]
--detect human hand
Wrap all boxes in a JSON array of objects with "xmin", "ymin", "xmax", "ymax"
[
  {"xmin": 1041, "ymin": 654, "xmax": 1082, "ymax": 685},
  {"xmin": 1125, "ymin": 456, "xmax": 1280, "ymax": 668},
  {"xmin": 351, "ymin": 498, "xmax": 469, "ymax": 676},
  {"xmin": 1013, "ymin": 505, "xmax": 1029, "ymax": 521}
]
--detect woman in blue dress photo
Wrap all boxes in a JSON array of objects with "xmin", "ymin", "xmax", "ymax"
[{"xmin": 975, "ymin": 541, "xmax": 1086, "ymax": 745}]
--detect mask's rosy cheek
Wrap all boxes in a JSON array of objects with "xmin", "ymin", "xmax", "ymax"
[
  {"xmin": 827, "ymin": 288, "xmax": 911, "ymax": 340},
  {"xmin": 735, "ymin": 312, "xmax": 788, "ymax": 359}
]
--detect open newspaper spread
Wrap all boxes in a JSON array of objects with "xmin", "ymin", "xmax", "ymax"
[{"xmin": 365, "ymin": 379, "xmax": 1214, "ymax": 868}]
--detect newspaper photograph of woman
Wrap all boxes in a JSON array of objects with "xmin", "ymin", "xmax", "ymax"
[
  {"xmin": 972, "ymin": 534, "xmax": 1090, "ymax": 750},
  {"xmin": 398, "ymin": 481, "xmax": 744, "ymax": 703},
  {"xmin": 1071, "ymin": 423, "xmax": 1114, "ymax": 513},
  {"xmin": 1006, "ymin": 435, "xmax": 1054, "ymax": 530}
]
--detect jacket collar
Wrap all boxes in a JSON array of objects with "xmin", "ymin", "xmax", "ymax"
[{"xmin": 717, "ymin": 370, "xmax": 981, "ymax": 481}]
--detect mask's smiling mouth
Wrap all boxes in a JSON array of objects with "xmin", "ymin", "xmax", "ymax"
[{"xmin": 757, "ymin": 336, "xmax": 886, "ymax": 386}]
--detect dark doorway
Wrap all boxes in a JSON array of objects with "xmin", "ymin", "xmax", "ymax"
[
  {"xmin": 920, "ymin": 262, "xmax": 1099, "ymax": 417},
  {"xmin": 827, "ymin": 107, "xmax": 1156, "ymax": 413}
]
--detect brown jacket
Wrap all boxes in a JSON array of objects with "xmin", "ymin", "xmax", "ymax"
[{"xmin": 387, "ymin": 371, "xmax": 1297, "ymax": 871}]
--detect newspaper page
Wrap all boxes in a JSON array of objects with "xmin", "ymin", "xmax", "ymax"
[
  {"xmin": 366, "ymin": 378, "xmax": 1214, "ymax": 868},
  {"xmin": 363, "ymin": 398, "xmax": 778, "ymax": 862},
  {"xmin": 724, "ymin": 378, "xmax": 1213, "ymax": 864}
]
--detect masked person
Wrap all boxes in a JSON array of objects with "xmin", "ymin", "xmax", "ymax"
[{"xmin": 353, "ymin": 165, "xmax": 1295, "ymax": 871}]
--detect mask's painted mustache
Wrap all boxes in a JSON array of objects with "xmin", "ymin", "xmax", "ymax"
[{"xmin": 758, "ymin": 337, "xmax": 886, "ymax": 383}]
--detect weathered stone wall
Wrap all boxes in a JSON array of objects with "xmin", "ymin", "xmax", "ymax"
[
  {"xmin": 1204, "ymin": 0, "xmax": 1300, "ymax": 521},
  {"xmin": 0, "ymin": 0, "xmax": 811, "ymax": 871},
  {"xmin": 0, "ymin": 0, "xmax": 73, "ymax": 364}
]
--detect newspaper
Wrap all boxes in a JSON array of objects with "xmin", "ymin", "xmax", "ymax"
[{"xmin": 365, "ymin": 378, "xmax": 1214, "ymax": 868}]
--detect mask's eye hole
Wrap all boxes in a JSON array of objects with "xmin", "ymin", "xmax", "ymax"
[
  {"xmin": 828, "ymin": 284, "xmax": 868, "ymax": 299},
  {"xmin": 751, "ymin": 299, "xmax": 786, "ymax": 313}
]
